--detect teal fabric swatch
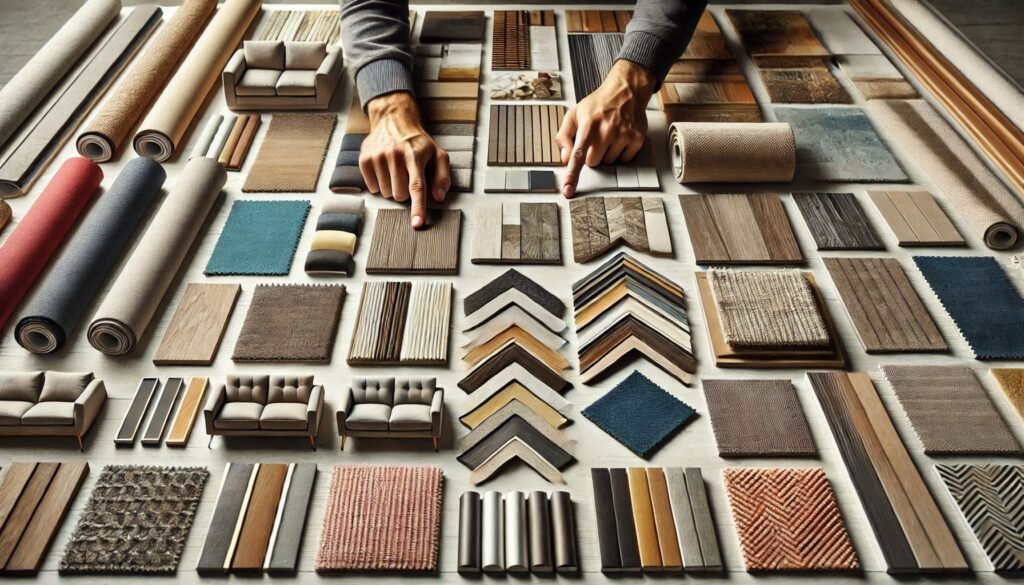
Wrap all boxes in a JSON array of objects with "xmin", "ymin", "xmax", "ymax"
[{"xmin": 205, "ymin": 200, "xmax": 310, "ymax": 276}]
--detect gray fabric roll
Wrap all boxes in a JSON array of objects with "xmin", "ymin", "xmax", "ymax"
[
  {"xmin": 0, "ymin": 0, "xmax": 121, "ymax": 150},
  {"xmin": 88, "ymin": 157, "xmax": 226, "ymax": 355},
  {"xmin": 458, "ymin": 492, "xmax": 481, "ymax": 574},
  {"xmin": 15, "ymin": 157, "xmax": 166, "ymax": 354},
  {"xmin": 528, "ymin": 491, "xmax": 553, "ymax": 573},
  {"xmin": 551, "ymin": 491, "xmax": 578, "ymax": 573}
]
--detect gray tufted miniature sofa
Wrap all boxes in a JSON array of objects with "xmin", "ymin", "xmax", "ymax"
[
  {"xmin": 0, "ymin": 371, "xmax": 106, "ymax": 450},
  {"xmin": 336, "ymin": 378, "xmax": 443, "ymax": 451},
  {"xmin": 204, "ymin": 374, "xmax": 323, "ymax": 449}
]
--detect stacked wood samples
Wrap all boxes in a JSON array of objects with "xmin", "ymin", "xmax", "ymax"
[
  {"xmin": 153, "ymin": 283, "xmax": 240, "ymax": 365},
  {"xmin": 487, "ymin": 105, "xmax": 566, "ymax": 166},
  {"xmin": 366, "ymin": 209, "xmax": 462, "ymax": 274},
  {"xmin": 348, "ymin": 281, "xmax": 452, "ymax": 365},
  {"xmin": 679, "ymin": 194, "xmax": 803, "ymax": 265},
  {"xmin": 472, "ymin": 200, "xmax": 560, "ymax": 264},
  {"xmin": 116, "ymin": 376, "xmax": 213, "ymax": 447},
  {"xmin": 868, "ymin": 190, "xmax": 964, "ymax": 246},
  {"xmin": 0, "ymin": 462, "xmax": 88, "ymax": 575},
  {"xmin": 809, "ymin": 371, "xmax": 968, "ymax": 573},
  {"xmin": 569, "ymin": 197, "xmax": 672, "ymax": 263}
]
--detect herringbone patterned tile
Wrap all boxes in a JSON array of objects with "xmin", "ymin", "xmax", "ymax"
[{"xmin": 936, "ymin": 464, "xmax": 1024, "ymax": 572}]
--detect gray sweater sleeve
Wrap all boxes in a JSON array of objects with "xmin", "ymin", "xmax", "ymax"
[
  {"xmin": 618, "ymin": 0, "xmax": 709, "ymax": 86},
  {"xmin": 340, "ymin": 0, "xmax": 415, "ymax": 108}
]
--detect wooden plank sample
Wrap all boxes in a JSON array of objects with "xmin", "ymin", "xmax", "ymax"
[
  {"xmin": 267, "ymin": 464, "xmax": 316, "ymax": 572},
  {"xmin": 591, "ymin": 468, "xmax": 622, "ymax": 571},
  {"xmin": 141, "ymin": 377, "xmax": 184, "ymax": 446},
  {"xmin": 679, "ymin": 194, "xmax": 802, "ymax": 264},
  {"xmin": 232, "ymin": 464, "xmax": 289, "ymax": 571},
  {"xmin": 868, "ymin": 190, "xmax": 964, "ymax": 246},
  {"xmin": 823, "ymin": 257, "xmax": 946, "ymax": 353},
  {"xmin": 165, "ymin": 377, "xmax": 210, "ymax": 447},
  {"xmin": 570, "ymin": 197, "xmax": 672, "ymax": 263},
  {"xmin": 5, "ymin": 462, "xmax": 87, "ymax": 574},
  {"xmin": 627, "ymin": 468, "xmax": 662, "ymax": 571},
  {"xmin": 114, "ymin": 378, "xmax": 159, "ymax": 445},
  {"xmin": 487, "ymin": 105, "xmax": 566, "ymax": 166},
  {"xmin": 366, "ymin": 208, "xmax": 461, "ymax": 274},
  {"xmin": 0, "ymin": 465, "xmax": 36, "ymax": 530},
  {"xmin": 198, "ymin": 463, "xmax": 257, "ymax": 574},
  {"xmin": 793, "ymin": 192, "xmax": 885, "ymax": 250},
  {"xmin": 0, "ymin": 463, "xmax": 58, "ymax": 569},
  {"xmin": 645, "ymin": 468, "xmax": 682, "ymax": 571},
  {"xmin": 473, "ymin": 201, "xmax": 560, "ymax": 264},
  {"xmin": 154, "ymin": 283, "xmax": 241, "ymax": 365},
  {"xmin": 348, "ymin": 281, "xmax": 452, "ymax": 365},
  {"xmin": 608, "ymin": 468, "xmax": 641, "ymax": 571}
]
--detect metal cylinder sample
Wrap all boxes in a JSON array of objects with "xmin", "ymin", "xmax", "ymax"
[
  {"xmin": 458, "ymin": 492, "xmax": 481, "ymax": 573},
  {"xmin": 504, "ymin": 491, "xmax": 529, "ymax": 572},
  {"xmin": 528, "ymin": 491, "xmax": 553, "ymax": 572},
  {"xmin": 551, "ymin": 491, "xmax": 579, "ymax": 572},
  {"xmin": 481, "ymin": 491, "xmax": 504, "ymax": 572}
]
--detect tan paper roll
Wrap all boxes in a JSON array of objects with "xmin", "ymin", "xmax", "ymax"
[
  {"xmin": 77, "ymin": 0, "xmax": 217, "ymax": 162},
  {"xmin": 88, "ymin": 157, "xmax": 226, "ymax": 355},
  {"xmin": 133, "ymin": 0, "xmax": 262, "ymax": 162},
  {"xmin": 868, "ymin": 99, "xmax": 1024, "ymax": 250},
  {"xmin": 668, "ymin": 122, "xmax": 796, "ymax": 183}
]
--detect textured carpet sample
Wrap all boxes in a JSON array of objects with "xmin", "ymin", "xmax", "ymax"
[
  {"xmin": 317, "ymin": 466, "xmax": 443, "ymax": 572},
  {"xmin": 205, "ymin": 200, "xmax": 310, "ymax": 276},
  {"xmin": 882, "ymin": 365, "xmax": 1020, "ymax": 455},
  {"xmin": 242, "ymin": 114, "xmax": 337, "ymax": 192},
  {"xmin": 232, "ymin": 284, "xmax": 345, "ymax": 362},
  {"xmin": 992, "ymin": 369, "xmax": 1024, "ymax": 422},
  {"xmin": 581, "ymin": 371, "xmax": 696, "ymax": 458},
  {"xmin": 708, "ymin": 268, "xmax": 830, "ymax": 349},
  {"xmin": 936, "ymin": 464, "xmax": 1024, "ymax": 572},
  {"xmin": 59, "ymin": 465, "xmax": 208, "ymax": 574},
  {"xmin": 703, "ymin": 379, "xmax": 816, "ymax": 457},
  {"xmin": 913, "ymin": 256, "xmax": 1024, "ymax": 359},
  {"xmin": 724, "ymin": 467, "xmax": 859, "ymax": 572}
]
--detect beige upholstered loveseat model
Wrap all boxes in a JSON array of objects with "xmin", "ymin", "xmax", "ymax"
[
  {"xmin": 337, "ymin": 378, "xmax": 444, "ymax": 451},
  {"xmin": 223, "ymin": 40, "xmax": 343, "ymax": 110},
  {"xmin": 204, "ymin": 374, "xmax": 324, "ymax": 449},
  {"xmin": 0, "ymin": 371, "xmax": 106, "ymax": 450}
]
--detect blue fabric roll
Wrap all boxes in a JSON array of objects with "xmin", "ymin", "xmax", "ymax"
[{"xmin": 15, "ymin": 157, "xmax": 166, "ymax": 353}]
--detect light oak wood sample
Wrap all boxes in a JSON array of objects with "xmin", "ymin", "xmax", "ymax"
[
  {"xmin": 165, "ymin": 377, "xmax": 209, "ymax": 447},
  {"xmin": 868, "ymin": 190, "xmax": 964, "ymax": 246},
  {"xmin": 154, "ymin": 283, "xmax": 240, "ymax": 365}
]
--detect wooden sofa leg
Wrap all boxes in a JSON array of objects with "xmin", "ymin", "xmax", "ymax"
[
  {"xmin": 309, "ymin": 436, "xmax": 316, "ymax": 451},
  {"xmin": 340, "ymin": 435, "xmax": 346, "ymax": 451},
  {"xmin": 208, "ymin": 435, "xmax": 214, "ymax": 448},
  {"xmin": 432, "ymin": 437, "xmax": 438, "ymax": 452},
  {"xmin": 76, "ymin": 435, "xmax": 84, "ymax": 452}
]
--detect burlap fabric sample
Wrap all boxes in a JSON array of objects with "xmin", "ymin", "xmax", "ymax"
[
  {"xmin": 708, "ymin": 268, "xmax": 829, "ymax": 348},
  {"xmin": 992, "ymin": 368, "xmax": 1024, "ymax": 422},
  {"xmin": 232, "ymin": 284, "xmax": 345, "ymax": 362},
  {"xmin": 243, "ymin": 114, "xmax": 337, "ymax": 192},
  {"xmin": 668, "ymin": 122, "xmax": 795, "ymax": 183},
  {"xmin": 703, "ymin": 379, "xmax": 816, "ymax": 457}
]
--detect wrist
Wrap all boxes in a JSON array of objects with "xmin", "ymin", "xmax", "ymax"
[
  {"xmin": 367, "ymin": 91, "xmax": 420, "ymax": 126},
  {"xmin": 608, "ymin": 60, "xmax": 657, "ymax": 102}
]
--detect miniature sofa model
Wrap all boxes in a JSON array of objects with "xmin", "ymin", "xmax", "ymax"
[
  {"xmin": 223, "ymin": 40, "xmax": 343, "ymax": 110},
  {"xmin": 204, "ymin": 374, "xmax": 324, "ymax": 449},
  {"xmin": 337, "ymin": 378, "xmax": 444, "ymax": 451},
  {"xmin": 0, "ymin": 371, "xmax": 106, "ymax": 450}
]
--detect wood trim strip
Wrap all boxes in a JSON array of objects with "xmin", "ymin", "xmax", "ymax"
[
  {"xmin": 198, "ymin": 463, "xmax": 256, "ymax": 574},
  {"xmin": 591, "ymin": 468, "xmax": 622, "ymax": 571},
  {"xmin": 165, "ymin": 377, "xmax": 210, "ymax": 447},
  {"xmin": 141, "ymin": 377, "xmax": 184, "ymax": 445},
  {"xmin": 627, "ymin": 468, "xmax": 662, "ymax": 570},
  {"xmin": 232, "ymin": 464, "xmax": 289, "ymax": 571},
  {"xmin": 5, "ymin": 462, "xmax": 87, "ymax": 574},
  {"xmin": 646, "ymin": 468, "xmax": 682, "ymax": 571},
  {"xmin": 684, "ymin": 467, "xmax": 723, "ymax": 571},
  {"xmin": 0, "ymin": 463, "xmax": 58, "ymax": 568},
  {"xmin": 114, "ymin": 378, "xmax": 159, "ymax": 445},
  {"xmin": 609, "ymin": 468, "xmax": 641, "ymax": 571}
]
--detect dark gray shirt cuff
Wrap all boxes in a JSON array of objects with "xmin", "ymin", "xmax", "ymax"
[
  {"xmin": 616, "ymin": 31, "xmax": 677, "ymax": 89},
  {"xmin": 355, "ymin": 58, "xmax": 416, "ymax": 108}
]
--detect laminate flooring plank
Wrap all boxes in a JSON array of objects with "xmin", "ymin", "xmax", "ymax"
[
  {"xmin": 609, "ymin": 468, "xmax": 641, "ymax": 571},
  {"xmin": 684, "ymin": 468, "xmax": 722, "ymax": 571},
  {"xmin": 232, "ymin": 463, "xmax": 289, "ymax": 571},
  {"xmin": 165, "ymin": 377, "xmax": 210, "ymax": 447},
  {"xmin": 268, "ymin": 464, "xmax": 316, "ymax": 573},
  {"xmin": 198, "ymin": 463, "xmax": 257, "ymax": 574},
  {"xmin": 487, "ymin": 105, "xmax": 499, "ymax": 165},
  {"xmin": 567, "ymin": 11, "xmax": 583, "ymax": 33},
  {"xmin": 141, "ymin": 377, "xmax": 184, "ymax": 446},
  {"xmin": 627, "ymin": 468, "xmax": 662, "ymax": 570},
  {"xmin": 591, "ymin": 469, "xmax": 622, "ymax": 571},
  {"xmin": 646, "ymin": 468, "xmax": 682, "ymax": 571},
  {"xmin": 0, "ymin": 463, "xmax": 58, "ymax": 568},
  {"xmin": 868, "ymin": 190, "xmax": 964, "ymax": 246},
  {"xmin": 679, "ymin": 196, "xmax": 731, "ymax": 262},
  {"xmin": 793, "ymin": 192, "xmax": 885, "ymax": 250},
  {"xmin": 114, "ymin": 378, "xmax": 159, "ymax": 445},
  {"xmin": 664, "ymin": 467, "xmax": 704, "ymax": 570},
  {"xmin": 6, "ymin": 462, "xmax": 87, "ymax": 574},
  {"xmin": 367, "ymin": 209, "xmax": 461, "ymax": 274},
  {"xmin": 749, "ymin": 194, "xmax": 803, "ymax": 262},
  {"xmin": 0, "ymin": 464, "xmax": 36, "ymax": 530},
  {"xmin": 600, "ymin": 10, "xmax": 618, "ymax": 33}
]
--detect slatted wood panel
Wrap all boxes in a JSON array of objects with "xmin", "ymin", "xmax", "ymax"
[
  {"xmin": 366, "ymin": 209, "xmax": 462, "ymax": 274},
  {"xmin": 472, "ymin": 201, "xmax": 560, "ymax": 264},
  {"xmin": 823, "ymin": 257, "xmax": 947, "ymax": 353},
  {"xmin": 868, "ymin": 190, "xmax": 964, "ymax": 246},
  {"xmin": 793, "ymin": 192, "xmax": 885, "ymax": 250},
  {"xmin": 154, "ymin": 284, "xmax": 240, "ymax": 365},
  {"xmin": 348, "ymin": 281, "xmax": 452, "ymax": 365},
  {"xmin": 570, "ymin": 197, "xmax": 672, "ymax": 263},
  {"xmin": 492, "ymin": 11, "xmax": 529, "ymax": 70},
  {"xmin": 165, "ymin": 377, "xmax": 210, "ymax": 447},
  {"xmin": 679, "ymin": 194, "xmax": 802, "ymax": 265},
  {"xmin": 488, "ymin": 105, "xmax": 565, "ymax": 166},
  {"xmin": 565, "ymin": 10, "xmax": 631, "ymax": 32}
]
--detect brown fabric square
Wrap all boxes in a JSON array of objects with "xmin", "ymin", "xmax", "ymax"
[
  {"xmin": 232, "ymin": 284, "xmax": 345, "ymax": 362},
  {"xmin": 703, "ymin": 379, "xmax": 816, "ymax": 457},
  {"xmin": 242, "ymin": 114, "xmax": 336, "ymax": 192}
]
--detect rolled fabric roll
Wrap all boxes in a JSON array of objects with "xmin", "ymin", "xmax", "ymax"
[
  {"xmin": 504, "ymin": 491, "xmax": 528, "ymax": 573},
  {"xmin": 15, "ymin": 158, "xmax": 165, "ymax": 353},
  {"xmin": 458, "ymin": 492, "xmax": 482, "ymax": 574},
  {"xmin": 0, "ymin": 158, "xmax": 102, "ymax": 331},
  {"xmin": 868, "ymin": 99, "xmax": 1024, "ymax": 250},
  {"xmin": 304, "ymin": 249, "xmax": 355, "ymax": 275},
  {"xmin": 551, "ymin": 491, "xmax": 579, "ymax": 573},
  {"xmin": 88, "ymin": 157, "xmax": 226, "ymax": 355},
  {"xmin": 133, "ymin": 0, "xmax": 263, "ymax": 161},
  {"xmin": 528, "ymin": 491, "xmax": 553, "ymax": 573},
  {"xmin": 316, "ymin": 212, "xmax": 362, "ymax": 233},
  {"xmin": 0, "ymin": 0, "xmax": 120, "ymax": 149},
  {"xmin": 481, "ymin": 491, "xmax": 504, "ymax": 573},
  {"xmin": 668, "ymin": 122, "xmax": 796, "ymax": 183},
  {"xmin": 77, "ymin": 0, "xmax": 217, "ymax": 162},
  {"xmin": 311, "ymin": 230, "xmax": 357, "ymax": 255},
  {"xmin": 188, "ymin": 114, "xmax": 224, "ymax": 160}
]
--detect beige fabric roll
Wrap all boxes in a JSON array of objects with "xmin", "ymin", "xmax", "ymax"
[
  {"xmin": 312, "ymin": 230, "xmax": 357, "ymax": 254},
  {"xmin": 0, "ymin": 0, "xmax": 120, "ymax": 149},
  {"xmin": 133, "ymin": 0, "xmax": 262, "ymax": 161},
  {"xmin": 88, "ymin": 157, "xmax": 226, "ymax": 355},
  {"xmin": 668, "ymin": 122, "xmax": 796, "ymax": 183},
  {"xmin": 867, "ymin": 99, "xmax": 1024, "ymax": 250},
  {"xmin": 77, "ymin": 0, "xmax": 217, "ymax": 162}
]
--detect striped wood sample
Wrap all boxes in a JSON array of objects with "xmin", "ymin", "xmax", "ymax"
[
  {"xmin": 232, "ymin": 464, "xmax": 289, "ymax": 571},
  {"xmin": 936, "ymin": 464, "xmax": 1024, "ymax": 572},
  {"xmin": 256, "ymin": 10, "xmax": 341, "ymax": 44},
  {"xmin": 165, "ymin": 377, "xmax": 209, "ymax": 447},
  {"xmin": 154, "ymin": 283, "xmax": 240, "ymax": 365},
  {"xmin": 793, "ymin": 192, "xmax": 885, "ymax": 250},
  {"xmin": 366, "ymin": 208, "xmax": 461, "ymax": 274},
  {"xmin": 487, "ymin": 105, "xmax": 566, "ymax": 166},
  {"xmin": 492, "ymin": 11, "xmax": 555, "ymax": 70},
  {"xmin": 679, "ymin": 194, "xmax": 802, "ymax": 264},
  {"xmin": 348, "ymin": 281, "xmax": 452, "ymax": 365},
  {"xmin": 567, "ymin": 34, "xmax": 623, "ymax": 100},
  {"xmin": 472, "ymin": 200, "xmax": 560, "ymax": 264},
  {"xmin": 570, "ymin": 197, "xmax": 672, "ymax": 263},
  {"xmin": 141, "ymin": 377, "xmax": 184, "ymax": 446},
  {"xmin": 565, "ymin": 10, "xmax": 632, "ymax": 33},
  {"xmin": 868, "ymin": 190, "xmax": 964, "ymax": 246},
  {"xmin": 809, "ymin": 371, "xmax": 968, "ymax": 574},
  {"xmin": 114, "ymin": 378, "xmax": 159, "ymax": 445},
  {"xmin": 823, "ymin": 257, "xmax": 946, "ymax": 353}
]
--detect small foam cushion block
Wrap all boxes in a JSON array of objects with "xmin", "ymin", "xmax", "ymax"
[
  {"xmin": 317, "ymin": 212, "xmax": 361, "ymax": 233},
  {"xmin": 311, "ymin": 230, "xmax": 356, "ymax": 254},
  {"xmin": 581, "ymin": 370, "xmax": 696, "ymax": 458},
  {"xmin": 244, "ymin": 40, "xmax": 285, "ymax": 69},
  {"xmin": 305, "ymin": 249, "xmax": 355, "ymax": 275},
  {"xmin": 284, "ymin": 41, "xmax": 326, "ymax": 69},
  {"xmin": 205, "ymin": 200, "xmax": 310, "ymax": 276}
]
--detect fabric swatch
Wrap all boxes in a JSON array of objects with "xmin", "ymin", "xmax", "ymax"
[
  {"xmin": 242, "ymin": 114, "xmax": 336, "ymax": 192},
  {"xmin": 913, "ymin": 256, "xmax": 1024, "ymax": 359},
  {"xmin": 317, "ymin": 466, "xmax": 443, "ymax": 571},
  {"xmin": 581, "ymin": 371, "xmax": 696, "ymax": 458},
  {"xmin": 703, "ymin": 379, "xmax": 816, "ymax": 457},
  {"xmin": 205, "ymin": 200, "xmax": 310, "ymax": 276},
  {"xmin": 936, "ymin": 464, "xmax": 1024, "ymax": 572},
  {"xmin": 232, "ymin": 284, "xmax": 345, "ymax": 362},
  {"xmin": 882, "ymin": 365, "xmax": 1020, "ymax": 455}
]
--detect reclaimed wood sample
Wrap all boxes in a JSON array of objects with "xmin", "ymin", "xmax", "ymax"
[
  {"xmin": 868, "ymin": 190, "xmax": 964, "ymax": 246},
  {"xmin": 141, "ymin": 377, "xmax": 184, "ymax": 446},
  {"xmin": 114, "ymin": 378, "xmax": 159, "ymax": 445},
  {"xmin": 487, "ymin": 105, "xmax": 566, "ymax": 166},
  {"xmin": 679, "ymin": 194, "xmax": 802, "ymax": 264},
  {"xmin": 570, "ymin": 197, "xmax": 672, "ymax": 263},
  {"xmin": 366, "ymin": 208, "xmax": 461, "ymax": 274},
  {"xmin": 823, "ymin": 257, "xmax": 946, "ymax": 353},
  {"xmin": 165, "ymin": 377, "xmax": 210, "ymax": 447},
  {"xmin": 348, "ymin": 281, "xmax": 452, "ymax": 365},
  {"xmin": 232, "ymin": 464, "xmax": 289, "ymax": 571},
  {"xmin": 154, "ymin": 283, "xmax": 241, "ymax": 365},
  {"xmin": 809, "ymin": 371, "xmax": 968, "ymax": 573},
  {"xmin": 472, "ymin": 200, "xmax": 560, "ymax": 264},
  {"xmin": 752, "ymin": 57, "xmax": 853, "ymax": 104},
  {"xmin": 793, "ymin": 192, "xmax": 885, "ymax": 250},
  {"xmin": 726, "ymin": 10, "xmax": 829, "ymax": 57}
]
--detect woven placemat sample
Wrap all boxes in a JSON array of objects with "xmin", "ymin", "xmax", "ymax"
[
  {"xmin": 59, "ymin": 465, "xmax": 208, "ymax": 574},
  {"xmin": 316, "ymin": 466, "xmax": 443, "ymax": 572},
  {"xmin": 882, "ymin": 365, "xmax": 1021, "ymax": 455},
  {"xmin": 242, "ymin": 114, "xmax": 336, "ymax": 192},
  {"xmin": 703, "ymin": 379, "xmax": 816, "ymax": 457},
  {"xmin": 581, "ymin": 371, "xmax": 696, "ymax": 458},
  {"xmin": 205, "ymin": 200, "xmax": 309, "ymax": 275},
  {"xmin": 232, "ymin": 284, "xmax": 345, "ymax": 362},
  {"xmin": 936, "ymin": 464, "xmax": 1024, "ymax": 572},
  {"xmin": 708, "ymin": 268, "xmax": 830, "ymax": 349}
]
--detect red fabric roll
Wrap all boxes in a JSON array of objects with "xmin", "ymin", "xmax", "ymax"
[{"xmin": 0, "ymin": 157, "xmax": 102, "ymax": 331}]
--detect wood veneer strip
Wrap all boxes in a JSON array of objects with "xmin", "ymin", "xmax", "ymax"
[
  {"xmin": 0, "ymin": 463, "xmax": 58, "ymax": 568},
  {"xmin": 6, "ymin": 462, "xmax": 87, "ymax": 574},
  {"xmin": 609, "ymin": 468, "xmax": 641, "ymax": 572},
  {"xmin": 165, "ymin": 377, "xmax": 209, "ymax": 447},
  {"xmin": 267, "ymin": 463, "xmax": 316, "ymax": 572},
  {"xmin": 664, "ymin": 467, "xmax": 703, "ymax": 570},
  {"xmin": 232, "ymin": 463, "xmax": 289, "ymax": 571},
  {"xmin": 0, "ymin": 464, "xmax": 36, "ymax": 530},
  {"xmin": 628, "ymin": 468, "xmax": 665, "ymax": 570},
  {"xmin": 198, "ymin": 463, "xmax": 256, "ymax": 574},
  {"xmin": 154, "ymin": 283, "xmax": 240, "ymax": 365},
  {"xmin": 684, "ymin": 467, "xmax": 722, "ymax": 572},
  {"xmin": 646, "ymin": 468, "xmax": 682, "ymax": 571},
  {"xmin": 591, "ymin": 468, "xmax": 622, "ymax": 571},
  {"xmin": 114, "ymin": 378, "xmax": 159, "ymax": 445},
  {"xmin": 141, "ymin": 377, "xmax": 184, "ymax": 445}
]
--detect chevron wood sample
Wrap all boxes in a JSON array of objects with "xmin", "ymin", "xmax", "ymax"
[
  {"xmin": 487, "ymin": 105, "xmax": 566, "ymax": 166},
  {"xmin": 463, "ymin": 305, "xmax": 566, "ymax": 353},
  {"xmin": 460, "ymin": 344, "xmax": 570, "ymax": 395},
  {"xmin": 458, "ymin": 403, "xmax": 571, "ymax": 455},
  {"xmin": 464, "ymin": 269, "xmax": 565, "ymax": 325},
  {"xmin": 868, "ymin": 190, "xmax": 964, "ymax": 246},
  {"xmin": 809, "ymin": 371, "xmax": 968, "ymax": 573},
  {"xmin": 366, "ymin": 208, "xmax": 461, "ymax": 274},
  {"xmin": 793, "ymin": 192, "xmax": 885, "ymax": 250},
  {"xmin": 461, "ymin": 364, "xmax": 572, "ymax": 414},
  {"xmin": 459, "ymin": 383, "xmax": 569, "ymax": 430},
  {"xmin": 570, "ymin": 197, "xmax": 672, "ymax": 263},
  {"xmin": 679, "ymin": 194, "xmax": 802, "ymax": 264},
  {"xmin": 469, "ymin": 438, "xmax": 564, "ymax": 485},
  {"xmin": 823, "ymin": 257, "xmax": 947, "ymax": 353},
  {"xmin": 724, "ymin": 467, "xmax": 858, "ymax": 571},
  {"xmin": 463, "ymin": 327, "xmax": 569, "ymax": 372},
  {"xmin": 348, "ymin": 281, "xmax": 452, "ymax": 365},
  {"xmin": 472, "ymin": 200, "xmax": 560, "ymax": 264},
  {"xmin": 155, "ymin": 284, "xmax": 240, "ymax": 365},
  {"xmin": 936, "ymin": 464, "xmax": 1024, "ymax": 572}
]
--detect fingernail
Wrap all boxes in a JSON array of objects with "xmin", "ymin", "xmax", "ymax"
[
  {"xmin": 562, "ymin": 184, "xmax": 574, "ymax": 198},
  {"xmin": 435, "ymin": 188, "xmax": 445, "ymax": 199},
  {"xmin": 412, "ymin": 215, "xmax": 424, "ymax": 228}
]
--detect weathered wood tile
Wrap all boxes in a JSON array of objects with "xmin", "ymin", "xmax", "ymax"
[
  {"xmin": 793, "ymin": 192, "xmax": 885, "ymax": 250},
  {"xmin": 680, "ymin": 194, "xmax": 802, "ymax": 264},
  {"xmin": 570, "ymin": 197, "xmax": 672, "ymax": 263},
  {"xmin": 366, "ymin": 208, "xmax": 461, "ymax": 274}
]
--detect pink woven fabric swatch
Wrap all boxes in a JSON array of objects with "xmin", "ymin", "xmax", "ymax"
[{"xmin": 316, "ymin": 466, "xmax": 443, "ymax": 572}]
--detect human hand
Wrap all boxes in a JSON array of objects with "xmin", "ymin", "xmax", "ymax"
[
  {"xmin": 555, "ymin": 60, "xmax": 657, "ymax": 198},
  {"xmin": 361, "ymin": 92, "xmax": 451, "ymax": 229}
]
